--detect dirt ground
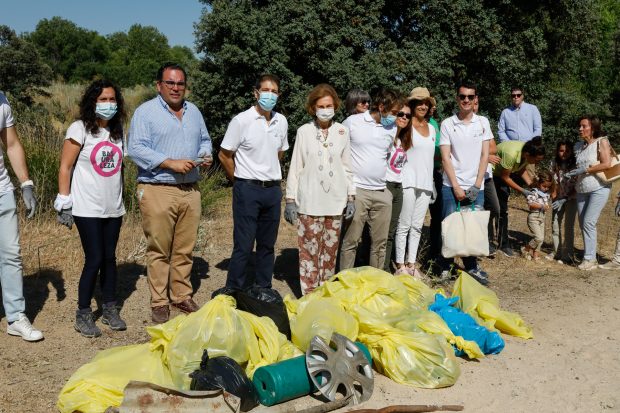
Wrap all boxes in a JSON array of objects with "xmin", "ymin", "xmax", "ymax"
[{"xmin": 1, "ymin": 186, "xmax": 619, "ymax": 413}]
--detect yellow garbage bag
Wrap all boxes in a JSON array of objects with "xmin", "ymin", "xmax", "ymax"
[
  {"xmin": 290, "ymin": 297, "xmax": 358, "ymax": 351},
  {"xmin": 57, "ymin": 344, "xmax": 174, "ymax": 413},
  {"xmin": 154, "ymin": 294, "xmax": 292, "ymax": 388},
  {"xmin": 394, "ymin": 273, "xmax": 442, "ymax": 309},
  {"xmin": 390, "ymin": 310, "xmax": 484, "ymax": 359},
  {"xmin": 352, "ymin": 306, "xmax": 460, "ymax": 388},
  {"xmin": 453, "ymin": 271, "xmax": 533, "ymax": 339}
]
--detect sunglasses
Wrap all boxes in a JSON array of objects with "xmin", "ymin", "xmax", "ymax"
[
  {"xmin": 458, "ymin": 94, "xmax": 476, "ymax": 101},
  {"xmin": 397, "ymin": 111, "xmax": 412, "ymax": 119},
  {"xmin": 359, "ymin": 100, "xmax": 370, "ymax": 105},
  {"xmin": 511, "ymin": 93, "xmax": 522, "ymax": 98}
]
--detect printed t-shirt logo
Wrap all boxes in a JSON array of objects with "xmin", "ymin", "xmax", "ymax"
[{"xmin": 90, "ymin": 141, "xmax": 122, "ymax": 177}]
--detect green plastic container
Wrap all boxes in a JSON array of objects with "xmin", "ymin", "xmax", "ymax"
[{"xmin": 252, "ymin": 342, "xmax": 372, "ymax": 406}]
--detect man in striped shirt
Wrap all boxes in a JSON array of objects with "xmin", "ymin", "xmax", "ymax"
[{"xmin": 128, "ymin": 62, "xmax": 212, "ymax": 323}]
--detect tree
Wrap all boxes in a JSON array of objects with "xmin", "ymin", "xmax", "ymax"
[
  {"xmin": 0, "ymin": 25, "xmax": 51, "ymax": 102},
  {"xmin": 25, "ymin": 17, "xmax": 110, "ymax": 82},
  {"xmin": 193, "ymin": 0, "xmax": 618, "ymax": 153}
]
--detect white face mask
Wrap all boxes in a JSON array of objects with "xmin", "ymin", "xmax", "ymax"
[{"xmin": 316, "ymin": 108, "xmax": 335, "ymax": 122}]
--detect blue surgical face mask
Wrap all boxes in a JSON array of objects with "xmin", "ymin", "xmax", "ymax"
[
  {"xmin": 380, "ymin": 113, "xmax": 396, "ymax": 127},
  {"xmin": 95, "ymin": 102, "xmax": 118, "ymax": 120},
  {"xmin": 258, "ymin": 92, "xmax": 278, "ymax": 111}
]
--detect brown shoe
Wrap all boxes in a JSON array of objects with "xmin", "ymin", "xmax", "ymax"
[
  {"xmin": 171, "ymin": 298, "xmax": 200, "ymax": 314},
  {"xmin": 151, "ymin": 305, "xmax": 170, "ymax": 323}
]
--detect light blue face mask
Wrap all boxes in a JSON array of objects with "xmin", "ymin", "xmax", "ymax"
[
  {"xmin": 380, "ymin": 113, "xmax": 396, "ymax": 127},
  {"xmin": 258, "ymin": 92, "xmax": 278, "ymax": 111},
  {"xmin": 95, "ymin": 102, "xmax": 118, "ymax": 120}
]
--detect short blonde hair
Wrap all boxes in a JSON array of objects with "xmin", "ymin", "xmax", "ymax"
[{"xmin": 305, "ymin": 84, "xmax": 341, "ymax": 117}]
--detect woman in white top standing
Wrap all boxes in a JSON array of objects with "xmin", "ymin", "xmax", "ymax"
[
  {"xmin": 564, "ymin": 115, "xmax": 612, "ymax": 270},
  {"xmin": 285, "ymin": 84, "xmax": 355, "ymax": 294},
  {"xmin": 383, "ymin": 96, "xmax": 410, "ymax": 272},
  {"xmin": 55, "ymin": 80, "xmax": 127, "ymax": 337},
  {"xmin": 394, "ymin": 87, "xmax": 436, "ymax": 276}
]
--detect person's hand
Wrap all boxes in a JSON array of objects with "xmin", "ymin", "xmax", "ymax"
[
  {"xmin": 284, "ymin": 202, "xmax": 297, "ymax": 225},
  {"xmin": 195, "ymin": 155, "xmax": 213, "ymax": 169},
  {"xmin": 163, "ymin": 159, "xmax": 196, "ymax": 174},
  {"xmin": 21, "ymin": 184, "xmax": 36, "ymax": 219},
  {"xmin": 488, "ymin": 155, "xmax": 501, "ymax": 165},
  {"xmin": 616, "ymin": 200, "xmax": 620, "ymax": 217},
  {"xmin": 464, "ymin": 185, "xmax": 480, "ymax": 202},
  {"xmin": 453, "ymin": 186, "xmax": 466, "ymax": 201},
  {"xmin": 552, "ymin": 198, "xmax": 567, "ymax": 211},
  {"xmin": 564, "ymin": 166, "xmax": 587, "ymax": 178},
  {"xmin": 344, "ymin": 200, "xmax": 356, "ymax": 220},
  {"xmin": 521, "ymin": 188, "xmax": 533, "ymax": 198},
  {"xmin": 57, "ymin": 208, "xmax": 74, "ymax": 229}
]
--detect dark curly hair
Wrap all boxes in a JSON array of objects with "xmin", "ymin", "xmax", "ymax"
[{"xmin": 78, "ymin": 79, "xmax": 125, "ymax": 141}]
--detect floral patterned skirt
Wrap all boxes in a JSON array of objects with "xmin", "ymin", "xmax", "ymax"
[{"xmin": 297, "ymin": 214, "xmax": 342, "ymax": 295}]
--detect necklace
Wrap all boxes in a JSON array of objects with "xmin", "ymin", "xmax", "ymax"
[{"xmin": 315, "ymin": 124, "xmax": 335, "ymax": 192}]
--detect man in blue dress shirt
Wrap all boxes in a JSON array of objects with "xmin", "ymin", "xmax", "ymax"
[
  {"xmin": 128, "ymin": 62, "xmax": 212, "ymax": 323},
  {"xmin": 497, "ymin": 87, "xmax": 542, "ymax": 143}
]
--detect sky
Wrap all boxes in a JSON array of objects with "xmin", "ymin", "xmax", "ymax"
[{"xmin": 2, "ymin": 0, "xmax": 207, "ymax": 52}]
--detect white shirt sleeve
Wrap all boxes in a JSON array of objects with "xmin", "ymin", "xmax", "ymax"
[
  {"xmin": 280, "ymin": 117, "xmax": 289, "ymax": 152},
  {"xmin": 285, "ymin": 127, "xmax": 304, "ymax": 200},
  {"xmin": 0, "ymin": 93, "xmax": 15, "ymax": 129},
  {"xmin": 65, "ymin": 121, "xmax": 86, "ymax": 145},
  {"xmin": 439, "ymin": 118, "xmax": 452, "ymax": 146},
  {"xmin": 221, "ymin": 116, "xmax": 242, "ymax": 151},
  {"xmin": 481, "ymin": 117, "xmax": 492, "ymax": 141}
]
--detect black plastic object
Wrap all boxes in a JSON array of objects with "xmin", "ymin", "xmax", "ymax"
[
  {"xmin": 190, "ymin": 350, "xmax": 259, "ymax": 412},
  {"xmin": 234, "ymin": 287, "xmax": 292, "ymax": 340}
]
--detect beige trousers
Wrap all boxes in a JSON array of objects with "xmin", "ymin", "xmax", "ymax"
[
  {"xmin": 527, "ymin": 212, "xmax": 546, "ymax": 251},
  {"xmin": 138, "ymin": 183, "xmax": 201, "ymax": 307},
  {"xmin": 339, "ymin": 187, "xmax": 392, "ymax": 270}
]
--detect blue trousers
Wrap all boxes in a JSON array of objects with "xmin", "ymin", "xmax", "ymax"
[
  {"xmin": 226, "ymin": 180, "xmax": 282, "ymax": 290},
  {"xmin": 441, "ymin": 185, "xmax": 484, "ymax": 271}
]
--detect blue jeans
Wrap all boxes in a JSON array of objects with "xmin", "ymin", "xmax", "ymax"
[
  {"xmin": 441, "ymin": 185, "xmax": 485, "ymax": 271},
  {"xmin": 226, "ymin": 180, "xmax": 282, "ymax": 290},
  {"xmin": 577, "ymin": 186, "xmax": 611, "ymax": 261},
  {"xmin": 0, "ymin": 191, "xmax": 25, "ymax": 322}
]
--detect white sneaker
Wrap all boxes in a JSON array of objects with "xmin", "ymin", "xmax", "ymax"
[
  {"xmin": 7, "ymin": 314, "xmax": 43, "ymax": 342},
  {"xmin": 577, "ymin": 260, "xmax": 598, "ymax": 271},
  {"xmin": 599, "ymin": 260, "xmax": 620, "ymax": 270}
]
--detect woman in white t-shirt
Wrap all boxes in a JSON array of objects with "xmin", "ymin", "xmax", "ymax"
[
  {"xmin": 394, "ymin": 87, "xmax": 436, "ymax": 277},
  {"xmin": 284, "ymin": 84, "xmax": 355, "ymax": 294},
  {"xmin": 55, "ymin": 80, "xmax": 126, "ymax": 337},
  {"xmin": 564, "ymin": 115, "xmax": 612, "ymax": 271},
  {"xmin": 383, "ymin": 97, "xmax": 410, "ymax": 272}
]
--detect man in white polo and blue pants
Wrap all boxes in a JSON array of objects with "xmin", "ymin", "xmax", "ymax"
[{"xmin": 219, "ymin": 74, "xmax": 289, "ymax": 292}]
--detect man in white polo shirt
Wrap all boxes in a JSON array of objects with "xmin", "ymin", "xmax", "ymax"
[
  {"xmin": 219, "ymin": 74, "xmax": 289, "ymax": 291},
  {"xmin": 339, "ymin": 88, "xmax": 399, "ymax": 270},
  {"xmin": 440, "ymin": 81, "xmax": 491, "ymax": 285}
]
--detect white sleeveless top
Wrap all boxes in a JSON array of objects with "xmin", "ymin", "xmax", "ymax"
[{"xmin": 574, "ymin": 137, "xmax": 611, "ymax": 193}]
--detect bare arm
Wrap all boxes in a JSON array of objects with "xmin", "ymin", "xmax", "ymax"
[
  {"xmin": 441, "ymin": 145, "xmax": 465, "ymax": 200},
  {"xmin": 1, "ymin": 126, "xmax": 30, "ymax": 183},
  {"xmin": 500, "ymin": 168, "xmax": 526, "ymax": 193},
  {"xmin": 585, "ymin": 138, "xmax": 612, "ymax": 173},
  {"xmin": 58, "ymin": 139, "xmax": 82, "ymax": 195},
  {"xmin": 475, "ymin": 140, "xmax": 490, "ymax": 188},
  {"xmin": 218, "ymin": 148, "xmax": 236, "ymax": 181}
]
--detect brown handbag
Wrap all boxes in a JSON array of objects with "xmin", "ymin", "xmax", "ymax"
[{"xmin": 594, "ymin": 137, "xmax": 620, "ymax": 184}]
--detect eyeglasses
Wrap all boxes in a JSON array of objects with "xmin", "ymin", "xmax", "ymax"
[
  {"xmin": 396, "ymin": 111, "xmax": 412, "ymax": 119},
  {"xmin": 359, "ymin": 100, "xmax": 370, "ymax": 105},
  {"xmin": 511, "ymin": 93, "xmax": 522, "ymax": 98},
  {"xmin": 458, "ymin": 94, "xmax": 475, "ymax": 101},
  {"xmin": 160, "ymin": 80, "xmax": 187, "ymax": 90}
]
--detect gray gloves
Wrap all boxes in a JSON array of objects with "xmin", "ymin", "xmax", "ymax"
[
  {"xmin": 464, "ymin": 185, "xmax": 480, "ymax": 202},
  {"xmin": 552, "ymin": 198, "xmax": 567, "ymax": 211},
  {"xmin": 284, "ymin": 202, "xmax": 297, "ymax": 225},
  {"xmin": 521, "ymin": 188, "xmax": 533, "ymax": 198},
  {"xmin": 57, "ymin": 208, "xmax": 74, "ymax": 229},
  {"xmin": 564, "ymin": 166, "xmax": 587, "ymax": 178},
  {"xmin": 21, "ymin": 184, "xmax": 36, "ymax": 219},
  {"xmin": 344, "ymin": 200, "xmax": 356, "ymax": 220}
]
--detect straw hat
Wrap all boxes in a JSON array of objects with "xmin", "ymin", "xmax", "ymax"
[{"xmin": 408, "ymin": 87, "xmax": 430, "ymax": 101}]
